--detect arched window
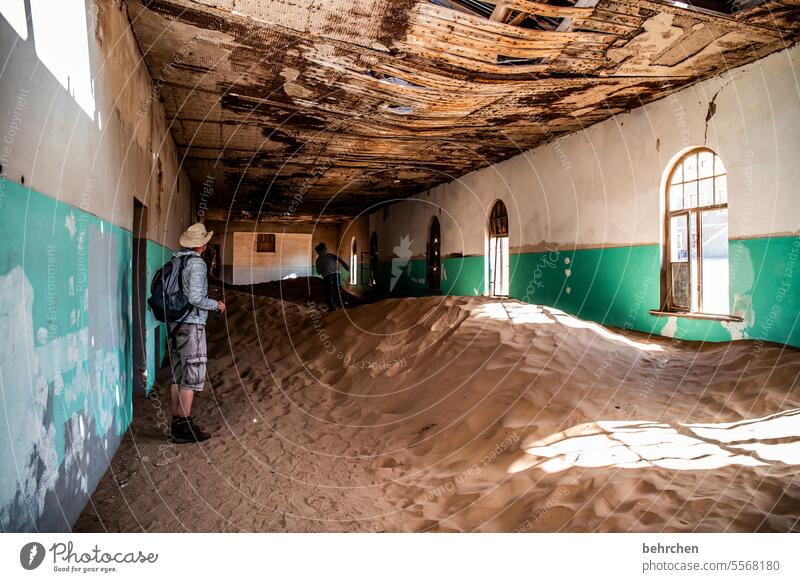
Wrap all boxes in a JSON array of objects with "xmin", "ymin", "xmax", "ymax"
[
  {"xmin": 488, "ymin": 200, "xmax": 509, "ymax": 296},
  {"xmin": 350, "ymin": 237, "xmax": 358, "ymax": 285},
  {"xmin": 427, "ymin": 217, "xmax": 441, "ymax": 291},
  {"xmin": 369, "ymin": 232, "xmax": 378, "ymax": 286},
  {"xmin": 664, "ymin": 148, "xmax": 729, "ymax": 314}
]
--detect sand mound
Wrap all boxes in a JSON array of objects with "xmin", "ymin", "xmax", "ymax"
[
  {"xmin": 76, "ymin": 291, "xmax": 800, "ymax": 532},
  {"xmin": 218, "ymin": 276, "xmax": 363, "ymax": 308}
]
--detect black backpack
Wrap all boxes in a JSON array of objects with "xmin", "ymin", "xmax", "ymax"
[{"xmin": 147, "ymin": 255, "xmax": 193, "ymax": 325}]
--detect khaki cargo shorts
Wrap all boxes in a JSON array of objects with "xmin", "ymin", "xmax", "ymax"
[{"xmin": 168, "ymin": 323, "xmax": 207, "ymax": 391}]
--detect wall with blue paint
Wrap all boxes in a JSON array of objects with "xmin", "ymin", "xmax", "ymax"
[
  {"xmin": 370, "ymin": 46, "xmax": 800, "ymax": 347},
  {"xmin": 0, "ymin": 0, "xmax": 193, "ymax": 530}
]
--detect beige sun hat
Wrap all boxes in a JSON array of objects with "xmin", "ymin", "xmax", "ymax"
[{"xmin": 179, "ymin": 223, "xmax": 214, "ymax": 248}]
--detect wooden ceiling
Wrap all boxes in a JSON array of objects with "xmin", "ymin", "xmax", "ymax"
[{"xmin": 126, "ymin": 0, "xmax": 800, "ymax": 222}]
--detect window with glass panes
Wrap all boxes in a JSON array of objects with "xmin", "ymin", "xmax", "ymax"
[
  {"xmin": 665, "ymin": 148, "xmax": 729, "ymax": 315},
  {"xmin": 350, "ymin": 237, "xmax": 357, "ymax": 285}
]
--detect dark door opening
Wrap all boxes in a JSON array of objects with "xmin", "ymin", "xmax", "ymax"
[
  {"xmin": 132, "ymin": 199, "xmax": 148, "ymax": 397},
  {"xmin": 154, "ymin": 325, "xmax": 162, "ymax": 372},
  {"xmin": 369, "ymin": 232, "xmax": 378, "ymax": 286},
  {"xmin": 427, "ymin": 217, "xmax": 441, "ymax": 292}
]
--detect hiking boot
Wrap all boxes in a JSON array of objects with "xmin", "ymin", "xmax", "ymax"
[{"xmin": 170, "ymin": 416, "xmax": 210, "ymax": 443}]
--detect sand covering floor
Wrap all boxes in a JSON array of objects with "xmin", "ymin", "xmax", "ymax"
[{"xmin": 75, "ymin": 287, "xmax": 800, "ymax": 532}]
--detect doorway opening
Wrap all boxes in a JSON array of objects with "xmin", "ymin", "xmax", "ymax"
[
  {"xmin": 488, "ymin": 200, "xmax": 509, "ymax": 296},
  {"xmin": 350, "ymin": 237, "xmax": 358, "ymax": 285},
  {"xmin": 427, "ymin": 216, "xmax": 441, "ymax": 292}
]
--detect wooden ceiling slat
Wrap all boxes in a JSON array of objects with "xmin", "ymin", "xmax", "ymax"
[{"xmin": 125, "ymin": 0, "xmax": 800, "ymax": 221}]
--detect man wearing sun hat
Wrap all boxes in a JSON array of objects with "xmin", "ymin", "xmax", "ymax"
[{"xmin": 169, "ymin": 222, "xmax": 225, "ymax": 443}]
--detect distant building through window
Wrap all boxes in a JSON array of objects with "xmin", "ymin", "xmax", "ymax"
[{"xmin": 664, "ymin": 148, "xmax": 729, "ymax": 315}]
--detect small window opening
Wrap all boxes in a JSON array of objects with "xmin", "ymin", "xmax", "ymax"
[{"xmin": 255, "ymin": 233, "xmax": 276, "ymax": 253}]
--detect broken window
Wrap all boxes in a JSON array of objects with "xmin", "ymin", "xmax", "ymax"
[
  {"xmin": 661, "ymin": 0, "xmax": 755, "ymax": 16},
  {"xmin": 664, "ymin": 148, "xmax": 729, "ymax": 315},
  {"xmin": 255, "ymin": 233, "xmax": 276, "ymax": 253},
  {"xmin": 489, "ymin": 199, "xmax": 509, "ymax": 237}
]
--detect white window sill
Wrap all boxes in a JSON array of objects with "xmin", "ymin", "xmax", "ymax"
[{"xmin": 649, "ymin": 309, "xmax": 743, "ymax": 323}]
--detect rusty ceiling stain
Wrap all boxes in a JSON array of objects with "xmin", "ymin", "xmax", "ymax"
[{"xmin": 125, "ymin": 0, "xmax": 800, "ymax": 223}]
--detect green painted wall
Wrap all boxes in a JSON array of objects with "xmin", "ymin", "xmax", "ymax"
[
  {"xmin": 374, "ymin": 255, "xmax": 485, "ymax": 298},
  {"xmin": 0, "ymin": 177, "xmax": 133, "ymax": 531},
  {"xmin": 377, "ymin": 237, "xmax": 800, "ymax": 347}
]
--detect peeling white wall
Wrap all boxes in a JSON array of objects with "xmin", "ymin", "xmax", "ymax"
[
  {"xmin": 227, "ymin": 231, "xmax": 313, "ymax": 284},
  {"xmin": 372, "ymin": 45, "xmax": 800, "ymax": 257},
  {"xmin": 208, "ymin": 220, "xmax": 341, "ymax": 284},
  {"xmin": 0, "ymin": 0, "xmax": 192, "ymax": 247}
]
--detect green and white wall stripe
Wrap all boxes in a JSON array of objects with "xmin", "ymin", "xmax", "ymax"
[
  {"xmin": 370, "ymin": 46, "xmax": 800, "ymax": 348},
  {"xmin": 0, "ymin": 0, "xmax": 193, "ymax": 531},
  {"xmin": 375, "ymin": 237, "xmax": 799, "ymax": 347}
]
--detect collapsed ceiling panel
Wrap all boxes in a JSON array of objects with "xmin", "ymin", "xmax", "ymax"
[{"xmin": 126, "ymin": 0, "xmax": 800, "ymax": 222}]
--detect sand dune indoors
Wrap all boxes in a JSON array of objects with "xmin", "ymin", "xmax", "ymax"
[{"xmin": 75, "ymin": 285, "xmax": 800, "ymax": 533}]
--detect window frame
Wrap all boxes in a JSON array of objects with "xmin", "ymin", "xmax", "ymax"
[
  {"xmin": 255, "ymin": 233, "xmax": 276, "ymax": 253},
  {"xmin": 663, "ymin": 147, "xmax": 728, "ymax": 314}
]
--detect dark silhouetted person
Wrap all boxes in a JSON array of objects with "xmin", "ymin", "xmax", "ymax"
[{"xmin": 315, "ymin": 242, "xmax": 349, "ymax": 311}]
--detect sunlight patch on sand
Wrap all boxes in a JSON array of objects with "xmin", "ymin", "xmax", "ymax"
[{"xmin": 509, "ymin": 409, "xmax": 800, "ymax": 474}]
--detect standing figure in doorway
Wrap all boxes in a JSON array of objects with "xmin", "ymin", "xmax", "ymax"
[
  {"xmin": 315, "ymin": 242, "xmax": 349, "ymax": 311},
  {"xmin": 169, "ymin": 223, "xmax": 225, "ymax": 443}
]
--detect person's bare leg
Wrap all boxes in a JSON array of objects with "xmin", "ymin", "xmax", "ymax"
[
  {"xmin": 178, "ymin": 388, "xmax": 195, "ymax": 418},
  {"xmin": 170, "ymin": 383, "xmax": 180, "ymax": 416}
]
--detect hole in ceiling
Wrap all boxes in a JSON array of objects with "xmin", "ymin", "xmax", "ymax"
[
  {"xmin": 431, "ymin": 0, "xmax": 494, "ymax": 18},
  {"xmin": 385, "ymin": 104, "xmax": 414, "ymax": 115},
  {"xmin": 430, "ymin": 0, "xmax": 568, "ymax": 31},
  {"xmin": 661, "ymin": 0, "xmax": 760, "ymax": 14},
  {"xmin": 514, "ymin": 13, "xmax": 565, "ymax": 31},
  {"xmin": 497, "ymin": 55, "xmax": 545, "ymax": 66},
  {"xmin": 366, "ymin": 70, "xmax": 427, "ymax": 90}
]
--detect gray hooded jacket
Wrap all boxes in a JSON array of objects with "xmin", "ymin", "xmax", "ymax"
[{"xmin": 174, "ymin": 249, "xmax": 218, "ymax": 324}]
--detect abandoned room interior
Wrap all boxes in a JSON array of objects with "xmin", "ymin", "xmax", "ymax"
[{"xmin": 1, "ymin": 0, "xmax": 799, "ymax": 535}]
